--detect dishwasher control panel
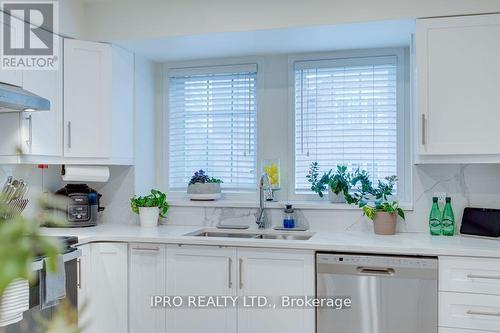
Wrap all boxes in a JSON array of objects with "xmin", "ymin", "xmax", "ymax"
[{"xmin": 317, "ymin": 253, "xmax": 438, "ymax": 269}]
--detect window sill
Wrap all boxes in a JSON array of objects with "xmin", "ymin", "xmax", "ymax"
[{"xmin": 168, "ymin": 199, "xmax": 414, "ymax": 211}]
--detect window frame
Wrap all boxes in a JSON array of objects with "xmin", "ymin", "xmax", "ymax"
[
  {"xmin": 287, "ymin": 48, "xmax": 412, "ymax": 204},
  {"xmin": 162, "ymin": 57, "xmax": 264, "ymax": 201}
]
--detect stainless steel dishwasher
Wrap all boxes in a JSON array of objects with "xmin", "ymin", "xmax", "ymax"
[{"xmin": 317, "ymin": 253, "xmax": 438, "ymax": 333}]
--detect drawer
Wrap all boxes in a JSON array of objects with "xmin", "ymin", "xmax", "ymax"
[
  {"xmin": 440, "ymin": 328, "xmax": 495, "ymax": 333},
  {"xmin": 440, "ymin": 292, "xmax": 500, "ymax": 332},
  {"xmin": 440, "ymin": 256, "xmax": 500, "ymax": 295}
]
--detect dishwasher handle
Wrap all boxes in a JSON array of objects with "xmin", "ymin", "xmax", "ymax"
[{"xmin": 356, "ymin": 267, "xmax": 395, "ymax": 276}]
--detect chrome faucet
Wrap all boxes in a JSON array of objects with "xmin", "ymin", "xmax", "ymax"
[{"xmin": 256, "ymin": 173, "xmax": 273, "ymax": 229}]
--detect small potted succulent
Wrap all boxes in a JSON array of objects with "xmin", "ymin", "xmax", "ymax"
[
  {"xmin": 130, "ymin": 189, "xmax": 169, "ymax": 227},
  {"xmin": 357, "ymin": 175, "xmax": 405, "ymax": 235},
  {"xmin": 187, "ymin": 170, "xmax": 223, "ymax": 201},
  {"xmin": 306, "ymin": 162, "xmax": 350, "ymax": 203}
]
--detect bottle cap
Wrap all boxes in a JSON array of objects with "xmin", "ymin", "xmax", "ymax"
[
  {"xmin": 284, "ymin": 204, "xmax": 294, "ymax": 213},
  {"xmin": 445, "ymin": 197, "xmax": 451, "ymax": 203},
  {"xmin": 432, "ymin": 197, "xmax": 438, "ymax": 202}
]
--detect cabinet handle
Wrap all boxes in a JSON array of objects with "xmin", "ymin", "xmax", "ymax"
[
  {"xmin": 421, "ymin": 114, "xmax": 426, "ymax": 145},
  {"xmin": 67, "ymin": 121, "xmax": 72, "ymax": 148},
  {"xmin": 227, "ymin": 257, "xmax": 232, "ymax": 289},
  {"xmin": 131, "ymin": 247, "xmax": 160, "ymax": 252},
  {"xmin": 77, "ymin": 258, "xmax": 81, "ymax": 289},
  {"xmin": 239, "ymin": 258, "xmax": 243, "ymax": 289},
  {"xmin": 467, "ymin": 274, "xmax": 500, "ymax": 280},
  {"xmin": 25, "ymin": 114, "xmax": 32, "ymax": 146},
  {"xmin": 467, "ymin": 310, "xmax": 500, "ymax": 317}
]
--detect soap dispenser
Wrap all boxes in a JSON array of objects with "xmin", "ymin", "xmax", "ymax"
[{"xmin": 283, "ymin": 204, "xmax": 296, "ymax": 229}]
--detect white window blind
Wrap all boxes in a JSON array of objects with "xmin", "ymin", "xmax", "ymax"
[
  {"xmin": 168, "ymin": 65, "xmax": 257, "ymax": 191},
  {"xmin": 294, "ymin": 56, "xmax": 398, "ymax": 192}
]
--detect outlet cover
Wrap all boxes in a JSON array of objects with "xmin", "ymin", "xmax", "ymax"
[{"xmin": 434, "ymin": 192, "xmax": 447, "ymax": 205}]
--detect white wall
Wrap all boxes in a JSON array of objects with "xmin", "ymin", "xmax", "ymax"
[
  {"xmin": 59, "ymin": 0, "xmax": 87, "ymax": 38},
  {"xmin": 80, "ymin": 0, "xmax": 500, "ymax": 41},
  {"xmin": 134, "ymin": 55, "xmax": 158, "ymax": 196}
]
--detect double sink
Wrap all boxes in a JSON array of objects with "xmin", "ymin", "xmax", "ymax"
[{"xmin": 185, "ymin": 229, "xmax": 314, "ymax": 241}]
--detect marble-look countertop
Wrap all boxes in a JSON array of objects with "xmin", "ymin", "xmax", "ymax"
[{"xmin": 40, "ymin": 224, "xmax": 500, "ymax": 259}]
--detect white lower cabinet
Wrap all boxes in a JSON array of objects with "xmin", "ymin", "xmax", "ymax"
[
  {"xmin": 439, "ymin": 256, "xmax": 500, "ymax": 332},
  {"xmin": 440, "ymin": 329, "xmax": 494, "ymax": 333},
  {"xmin": 78, "ymin": 243, "xmax": 128, "ymax": 333},
  {"xmin": 237, "ymin": 248, "xmax": 315, "ymax": 333},
  {"xmin": 129, "ymin": 243, "xmax": 167, "ymax": 333},
  {"xmin": 165, "ymin": 245, "xmax": 314, "ymax": 333},
  {"xmin": 165, "ymin": 245, "xmax": 237, "ymax": 333},
  {"xmin": 79, "ymin": 243, "xmax": 315, "ymax": 333}
]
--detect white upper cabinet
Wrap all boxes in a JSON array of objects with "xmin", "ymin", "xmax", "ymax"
[
  {"xmin": 63, "ymin": 39, "xmax": 134, "ymax": 164},
  {"xmin": 416, "ymin": 14, "xmax": 500, "ymax": 161},
  {"xmin": 21, "ymin": 67, "xmax": 62, "ymax": 158}
]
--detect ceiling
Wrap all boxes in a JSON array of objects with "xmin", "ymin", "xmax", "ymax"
[{"xmin": 115, "ymin": 19, "xmax": 415, "ymax": 62}]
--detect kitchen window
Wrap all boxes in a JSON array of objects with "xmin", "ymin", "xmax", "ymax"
[
  {"xmin": 292, "ymin": 49, "xmax": 410, "ymax": 201},
  {"xmin": 167, "ymin": 64, "xmax": 258, "ymax": 192}
]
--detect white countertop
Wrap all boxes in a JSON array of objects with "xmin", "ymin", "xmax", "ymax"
[{"xmin": 40, "ymin": 224, "xmax": 500, "ymax": 259}]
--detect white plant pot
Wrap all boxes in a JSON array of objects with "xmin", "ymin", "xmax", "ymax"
[
  {"xmin": 328, "ymin": 191, "xmax": 346, "ymax": 203},
  {"xmin": 138, "ymin": 207, "xmax": 159, "ymax": 227},
  {"xmin": 187, "ymin": 183, "xmax": 222, "ymax": 201}
]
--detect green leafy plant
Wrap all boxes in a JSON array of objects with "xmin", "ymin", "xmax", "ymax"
[
  {"xmin": 306, "ymin": 162, "xmax": 351, "ymax": 198},
  {"xmin": 358, "ymin": 175, "xmax": 405, "ymax": 221},
  {"xmin": 130, "ymin": 189, "xmax": 169, "ymax": 218},
  {"xmin": 362, "ymin": 201, "xmax": 405, "ymax": 221},
  {"xmin": 346, "ymin": 168, "xmax": 373, "ymax": 205},
  {"xmin": 188, "ymin": 170, "xmax": 223, "ymax": 185}
]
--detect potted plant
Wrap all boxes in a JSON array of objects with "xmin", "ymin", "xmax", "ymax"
[
  {"xmin": 357, "ymin": 175, "xmax": 405, "ymax": 235},
  {"xmin": 130, "ymin": 189, "xmax": 169, "ymax": 227},
  {"xmin": 306, "ymin": 162, "xmax": 350, "ymax": 203},
  {"xmin": 187, "ymin": 170, "xmax": 223, "ymax": 201}
]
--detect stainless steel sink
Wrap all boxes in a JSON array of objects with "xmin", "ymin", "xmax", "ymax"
[
  {"xmin": 254, "ymin": 233, "xmax": 313, "ymax": 240},
  {"xmin": 192, "ymin": 231, "xmax": 259, "ymax": 238},
  {"xmin": 186, "ymin": 229, "xmax": 314, "ymax": 241}
]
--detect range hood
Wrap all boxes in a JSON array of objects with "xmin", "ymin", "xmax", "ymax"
[{"xmin": 0, "ymin": 82, "xmax": 50, "ymax": 112}]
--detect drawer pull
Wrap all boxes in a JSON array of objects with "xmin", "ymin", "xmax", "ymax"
[
  {"xmin": 467, "ymin": 310, "xmax": 500, "ymax": 317},
  {"xmin": 467, "ymin": 274, "xmax": 500, "ymax": 280},
  {"xmin": 131, "ymin": 247, "xmax": 160, "ymax": 252}
]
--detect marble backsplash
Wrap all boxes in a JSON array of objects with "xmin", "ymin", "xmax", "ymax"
[
  {"xmin": 163, "ymin": 164, "xmax": 500, "ymax": 233},
  {"xmin": 3, "ymin": 164, "xmax": 500, "ymax": 234}
]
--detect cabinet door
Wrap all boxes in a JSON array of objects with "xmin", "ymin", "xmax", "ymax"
[
  {"xmin": 237, "ymin": 248, "xmax": 315, "ymax": 333},
  {"xmin": 166, "ymin": 245, "xmax": 237, "ymax": 333},
  {"xmin": 63, "ymin": 39, "xmax": 112, "ymax": 158},
  {"xmin": 77, "ymin": 244, "xmax": 90, "ymax": 328},
  {"xmin": 86, "ymin": 243, "xmax": 128, "ymax": 333},
  {"xmin": 417, "ymin": 14, "xmax": 500, "ymax": 155},
  {"xmin": 0, "ymin": 113, "xmax": 20, "ymax": 158},
  {"xmin": 129, "ymin": 244, "xmax": 166, "ymax": 333},
  {"xmin": 21, "ymin": 67, "xmax": 62, "ymax": 157}
]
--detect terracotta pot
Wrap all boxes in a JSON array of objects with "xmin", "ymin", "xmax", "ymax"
[
  {"xmin": 328, "ymin": 191, "xmax": 346, "ymax": 203},
  {"xmin": 373, "ymin": 211, "xmax": 397, "ymax": 235}
]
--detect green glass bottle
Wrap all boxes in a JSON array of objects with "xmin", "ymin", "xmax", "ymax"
[
  {"xmin": 441, "ymin": 197, "xmax": 455, "ymax": 236},
  {"xmin": 429, "ymin": 197, "xmax": 442, "ymax": 236}
]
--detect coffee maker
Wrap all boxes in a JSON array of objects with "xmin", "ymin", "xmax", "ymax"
[{"xmin": 55, "ymin": 184, "xmax": 104, "ymax": 227}]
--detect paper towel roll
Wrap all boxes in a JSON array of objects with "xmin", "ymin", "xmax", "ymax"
[{"xmin": 62, "ymin": 166, "xmax": 110, "ymax": 183}]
